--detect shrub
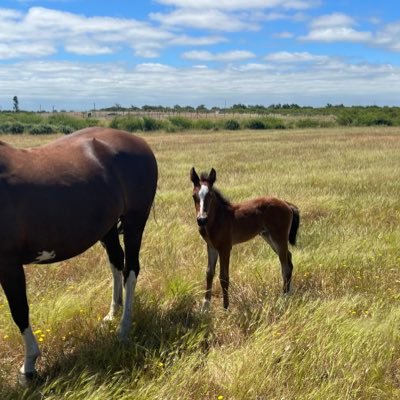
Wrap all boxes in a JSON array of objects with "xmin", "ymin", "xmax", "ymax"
[
  {"xmin": 336, "ymin": 112, "xmax": 355, "ymax": 126},
  {"xmin": 168, "ymin": 116, "xmax": 193, "ymax": 130},
  {"xmin": 263, "ymin": 117, "xmax": 286, "ymax": 129},
  {"xmin": 58, "ymin": 125, "xmax": 74, "ymax": 134},
  {"xmin": 224, "ymin": 119, "xmax": 240, "ymax": 130},
  {"xmin": 29, "ymin": 125, "xmax": 55, "ymax": 135},
  {"xmin": 47, "ymin": 114, "xmax": 98, "ymax": 130},
  {"xmin": 194, "ymin": 119, "xmax": 216, "ymax": 130},
  {"xmin": 110, "ymin": 116, "xmax": 144, "ymax": 132},
  {"xmin": 245, "ymin": 119, "xmax": 265, "ymax": 129},
  {"xmin": 10, "ymin": 123, "xmax": 25, "ymax": 134},
  {"xmin": 296, "ymin": 119, "xmax": 321, "ymax": 129},
  {"xmin": 143, "ymin": 116, "xmax": 162, "ymax": 131}
]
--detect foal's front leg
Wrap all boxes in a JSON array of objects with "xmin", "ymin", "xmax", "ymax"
[
  {"xmin": 202, "ymin": 244, "xmax": 218, "ymax": 311},
  {"xmin": 218, "ymin": 248, "xmax": 231, "ymax": 309}
]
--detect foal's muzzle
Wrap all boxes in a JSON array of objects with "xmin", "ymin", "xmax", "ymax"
[{"xmin": 197, "ymin": 217, "xmax": 208, "ymax": 227}]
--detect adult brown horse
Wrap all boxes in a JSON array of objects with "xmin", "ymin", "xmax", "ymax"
[
  {"xmin": 190, "ymin": 167, "xmax": 299, "ymax": 311},
  {"xmin": 0, "ymin": 127, "xmax": 157, "ymax": 381}
]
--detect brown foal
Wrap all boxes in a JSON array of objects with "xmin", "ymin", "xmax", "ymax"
[{"xmin": 190, "ymin": 167, "xmax": 300, "ymax": 310}]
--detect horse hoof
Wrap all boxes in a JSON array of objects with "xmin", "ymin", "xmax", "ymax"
[
  {"xmin": 18, "ymin": 371, "xmax": 40, "ymax": 387},
  {"xmin": 201, "ymin": 300, "xmax": 211, "ymax": 313},
  {"xmin": 102, "ymin": 314, "xmax": 115, "ymax": 323}
]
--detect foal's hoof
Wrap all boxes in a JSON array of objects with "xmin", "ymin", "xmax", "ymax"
[
  {"xmin": 201, "ymin": 300, "xmax": 211, "ymax": 313},
  {"xmin": 18, "ymin": 371, "xmax": 41, "ymax": 387}
]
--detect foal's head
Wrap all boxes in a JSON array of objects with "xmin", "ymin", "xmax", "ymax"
[{"xmin": 190, "ymin": 167, "xmax": 217, "ymax": 227}]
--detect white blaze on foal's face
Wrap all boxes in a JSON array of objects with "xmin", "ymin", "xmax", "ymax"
[{"xmin": 198, "ymin": 184, "xmax": 209, "ymax": 219}]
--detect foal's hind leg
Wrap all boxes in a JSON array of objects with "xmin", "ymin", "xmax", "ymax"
[
  {"xmin": 202, "ymin": 244, "xmax": 218, "ymax": 311},
  {"xmin": 0, "ymin": 264, "xmax": 40, "ymax": 380},
  {"xmin": 101, "ymin": 224, "xmax": 124, "ymax": 322},
  {"xmin": 119, "ymin": 212, "xmax": 148, "ymax": 339},
  {"xmin": 261, "ymin": 231, "xmax": 293, "ymax": 294}
]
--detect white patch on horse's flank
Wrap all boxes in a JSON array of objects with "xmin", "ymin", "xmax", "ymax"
[
  {"xmin": 119, "ymin": 271, "xmax": 137, "ymax": 339},
  {"xmin": 20, "ymin": 326, "xmax": 40, "ymax": 374},
  {"xmin": 35, "ymin": 250, "xmax": 56, "ymax": 263},
  {"xmin": 198, "ymin": 184, "xmax": 209, "ymax": 218}
]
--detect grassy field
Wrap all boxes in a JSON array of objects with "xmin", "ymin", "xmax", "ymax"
[{"xmin": 1, "ymin": 127, "xmax": 400, "ymax": 399}]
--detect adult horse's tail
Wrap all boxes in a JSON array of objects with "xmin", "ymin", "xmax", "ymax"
[{"xmin": 288, "ymin": 204, "xmax": 300, "ymax": 245}]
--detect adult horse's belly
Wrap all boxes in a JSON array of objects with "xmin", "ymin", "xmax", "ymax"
[{"xmin": 17, "ymin": 180, "xmax": 124, "ymax": 265}]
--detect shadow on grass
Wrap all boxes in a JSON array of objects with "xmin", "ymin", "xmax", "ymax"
[{"xmin": 1, "ymin": 293, "xmax": 213, "ymax": 400}]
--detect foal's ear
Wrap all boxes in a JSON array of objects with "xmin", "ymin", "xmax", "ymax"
[
  {"xmin": 190, "ymin": 167, "xmax": 200, "ymax": 186},
  {"xmin": 208, "ymin": 168, "xmax": 217, "ymax": 186}
]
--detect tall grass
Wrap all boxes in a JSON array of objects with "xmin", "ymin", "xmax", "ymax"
[{"xmin": 1, "ymin": 127, "xmax": 400, "ymax": 399}]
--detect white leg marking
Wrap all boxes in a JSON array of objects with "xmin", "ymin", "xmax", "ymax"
[
  {"xmin": 104, "ymin": 263, "xmax": 123, "ymax": 322},
  {"xmin": 20, "ymin": 326, "xmax": 41, "ymax": 375},
  {"xmin": 119, "ymin": 271, "xmax": 137, "ymax": 339}
]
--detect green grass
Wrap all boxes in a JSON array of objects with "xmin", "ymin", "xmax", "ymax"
[{"xmin": 1, "ymin": 127, "xmax": 400, "ymax": 399}]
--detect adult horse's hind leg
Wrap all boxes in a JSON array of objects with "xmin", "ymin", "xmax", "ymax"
[
  {"xmin": 119, "ymin": 211, "xmax": 148, "ymax": 339},
  {"xmin": 0, "ymin": 264, "xmax": 40, "ymax": 379},
  {"xmin": 101, "ymin": 224, "xmax": 124, "ymax": 322}
]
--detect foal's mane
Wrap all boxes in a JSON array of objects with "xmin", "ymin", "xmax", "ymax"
[
  {"xmin": 213, "ymin": 187, "xmax": 232, "ymax": 209},
  {"xmin": 200, "ymin": 171, "xmax": 232, "ymax": 209}
]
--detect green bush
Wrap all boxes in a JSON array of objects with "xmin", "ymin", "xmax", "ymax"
[
  {"xmin": 47, "ymin": 114, "xmax": 98, "ymax": 130},
  {"xmin": 263, "ymin": 117, "xmax": 286, "ymax": 129},
  {"xmin": 29, "ymin": 125, "xmax": 55, "ymax": 135},
  {"xmin": 296, "ymin": 119, "xmax": 322, "ymax": 128},
  {"xmin": 336, "ymin": 112, "xmax": 354, "ymax": 126},
  {"xmin": 245, "ymin": 119, "xmax": 266, "ymax": 129},
  {"xmin": 168, "ymin": 116, "xmax": 193, "ymax": 130},
  {"xmin": 0, "ymin": 112, "xmax": 44, "ymax": 125},
  {"xmin": 58, "ymin": 125, "xmax": 75, "ymax": 134},
  {"xmin": 143, "ymin": 116, "xmax": 162, "ymax": 131},
  {"xmin": 224, "ymin": 119, "xmax": 240, "ymax": 130},
  {"xmin": 194, "ymin": 119, "xmax": 216, "ymax": 130},
  {"xmin": 110, "ymin": 116, "xmax": 144, "ymax": 132},
  {"xmin": 0, "ymin": 123, "xmax": 25, "ymax": 134}
]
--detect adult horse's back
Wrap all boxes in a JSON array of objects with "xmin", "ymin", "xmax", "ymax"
[{"xmin": 0, "ymin": 127, "xmax": 157, "ymax": 381}]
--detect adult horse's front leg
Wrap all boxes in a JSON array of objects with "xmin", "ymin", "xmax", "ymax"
[
  {"xmin": 0, "ymin": 264, "xmax": 40, "ymax": 382},
  {"xmin": 119, "ymin": 213, "xmax": 147, "ymax": 339},
  {"xmin": 202, "ymin": 244, "xmax": 218, "ymax": 311},
  {"xmin": 218, "ymin": 248, "xmax": 231, "ymax": 309}
]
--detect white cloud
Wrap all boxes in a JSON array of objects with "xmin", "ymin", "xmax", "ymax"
[
  {"xmin": 1, "ymin": 59, "xmax": 399, "ymax": 110},
  {"xmin": 302, "ymin": 27, "xmax": 373, "ymax": 42},
  {"xmin": 155, "ymin": 0, "xmax": 316, "ymax": 10},
  {"xmin": 375, "ymin": 22, "xmax": 400, "ymax": 52},
  {"xmin": 150, "ymin": 9, "xmax": 259, "ymax": 31},
  {"xmin": 182, "ymin": 50, "xmax": 255, "ymax": 62},
  {"xmin": 135, "ymin": 63, "xmax": 176, "ymax": 73},
  {"xmin": 310, "ymin": 12, "xmax": 355, "ymax": 29},
  {"xmin": 301, "ymin": 12, "xmax": 373, "ymax": 43},
  {"xmin": 0, "ymin": 42, "xmax": 56, "ymax": 59},
  {"xmin": 0, "ymin": 6, "xmax": 225, "ymax": 59},
  {"xmin": 265, "ymin": 51, "xmax": 331, "ymax": 63}
]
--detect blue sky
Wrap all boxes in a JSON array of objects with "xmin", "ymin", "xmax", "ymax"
[{"xmin": 1, "ymin": 0, "xmax": 400, "ymax": 110}]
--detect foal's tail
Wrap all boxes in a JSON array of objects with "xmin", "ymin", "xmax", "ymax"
[{"xmin": 288, "ymin": 203, "xmax": 300, "ymax": 246}]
